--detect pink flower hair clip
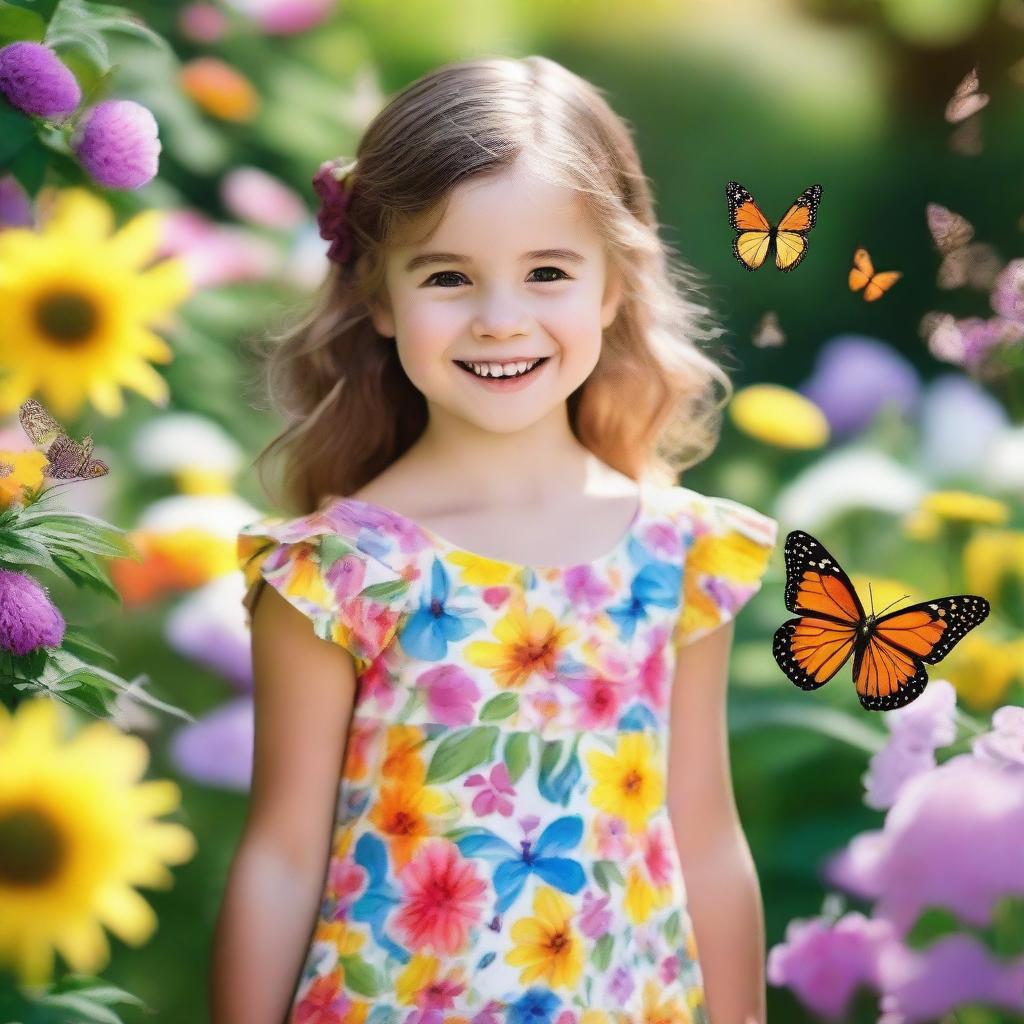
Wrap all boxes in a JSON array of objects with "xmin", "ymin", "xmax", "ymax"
[{"xmin": 312, "ymin": 155, "xmax": 358, "ymax": 266}]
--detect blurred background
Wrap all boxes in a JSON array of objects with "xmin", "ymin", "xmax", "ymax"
[{"xmin": 1, "ymin": 1, "xmax": 1023, "ymax": 1022}]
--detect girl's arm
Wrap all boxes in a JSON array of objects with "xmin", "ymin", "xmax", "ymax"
[
  {"xmin": 667, "ymin": 621, "xmax": 767, "ymax": 1024},
  {"xmin": 209, "ymin": 584, "xmax": 358, "ymax": 1024}
]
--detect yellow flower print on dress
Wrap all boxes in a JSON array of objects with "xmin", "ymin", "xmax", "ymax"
[
  {"xmin": 587, "ymin": 732, "xmax": 664, "ymax": 834},
  {"xmin": 505, "ymin": 885, "xmax": 584, "ymax": 990}
]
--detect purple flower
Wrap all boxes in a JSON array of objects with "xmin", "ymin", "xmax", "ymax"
[
  {"xmin": 766, "ymin": 911, "xmax": 892, "ymax": 1020},
  {"xmin": 0, "ymin": 567, "xmax": 65, "ymax": 655},
  {"xmin": 972, "ymin": 705, "xmax": 1024, "ymax": 770},
  {"xmin": 930, "ymin": 315, "xmax": 1024, "ymax": 372},
  {"xmin": 169, "ymin": 696, "xmax": 253, "ymax": 790},
  {"xmin": 0, "ymin": 41, "xmax": 81, "ymax": 119},
  {"xmin": 801, "ymin": 335, "xmax": 921, "ymax": 437},
  {"xmin": 312, "ymin": 155, "xmax": 356, "ymax": 265},
  {"xmin": 825, "ymin": 754, "xmax": 1024, "ymax": 932},
  {"xmin": 71, "ymin": 99, "xmax": 161, "ymax": 190},
  {"xmin": 607, "ymin": 965, "xmax": 634, "ymax": 1005},
  {"xmin": 0, "ymin": 173, "xmax": 32, "ymax": 228},
  {"xmin": 221, "ymin": 165, "xmax": 306, "ymax": 230},
  {"xmin": 991, "ymin": 258, "xmax": 1024, "ymax": 323},
  {"xmin": 862, "ymin": 737, "xmax": 936, "ymax": 811},
  {"xmin": 876, "ymin": 933, "xmax": 1024, "ymax": 1024},
  {"xmin": 177, "ymin": 3, "xmax": 229, "ymax": 43},
  {"xmin": 235, "ymin": 0, "xmax": 336, "ymax": 35}
]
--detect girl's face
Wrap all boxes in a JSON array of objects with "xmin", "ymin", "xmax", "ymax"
[{"xmin": 369, "ymin": 164, "xmax": 623, "ymax": 435}]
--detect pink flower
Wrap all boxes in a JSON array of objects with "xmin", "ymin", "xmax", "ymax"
[
  {"xmin": 464, "ymin": 763, "xmax": 515, "ymax": 817},
  {"xmin": 767, "ymin": 911, "xmax": 892, "ymax": 1021},
  {"xmin": 71, "ymin": 99, "xmax": 161, "ymax": 190},
  {"xmin": 660, "ymin": 953, "xmax": 680, "ymax": 984},
  {"xmin": 592, "ymin": 813, "xmax": 634, "ymax": 859},
  {"xmin": 418, "ymin": 665, "xmax": 480, "ymax": 727},
  {"xmin": 564, "ymin": 674, "xmax": 623, "ymax": 729},
  {"xmin": 0, "ymin": 42, "xmax": 81, "ymax": 119},
  {"xmin": 644, "ymin": 819, "xmax": 675, "ymax": 887},
  {"xmin": 395, "ymin": 840, "xmax": 487, "ymax": 954},
  {"xmin": 325, "ymin": 855, "xmax": 366, "ymax": 917},
  {"xmin": 578, "ymin": 890, "xmax": 612, "ymax": 939}
]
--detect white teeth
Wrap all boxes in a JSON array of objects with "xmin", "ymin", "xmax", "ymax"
[{"xmin": 464, "ymin": 358, "xmax": 541, "ymax": 378}]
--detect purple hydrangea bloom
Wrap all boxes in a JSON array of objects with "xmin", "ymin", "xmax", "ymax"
[
  {"xmin": 876, "ymin": 933, "xmax": 1024, "ymax": 1024},
  {"xmin": 972, "ymin": 705, "xmax": 1024, "ymax": 771},
  {"xmin": 766, "ymin": 911, "xmax": 893, "ymax": 1020},
  {"xmin": 801, "ymin": 335, "xmax": 921, "ymax": 437},
  {"xmin": 0, "ymin": 41, "xmax": 81, "ymax": 119},
  {"xmin": 991, "ymin": 258, "xmax": 1024, "ymax": 323},
  {"xmin": 0, "ymin": 567, "xmax": 65, "ymax": 656},
  {"xmin": 70, "ymin": 99, "xmax": 161, "ymax": 190},
  {"xmin": 825, "ymin": 753, "xmax": 1024, "ymax": 932}
]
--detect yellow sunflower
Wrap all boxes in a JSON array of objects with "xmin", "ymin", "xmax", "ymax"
[
  {"xmin": 0, "ymin": 697, "xmax": 196, "ymax": 987},
  {"xmin": 0, "ymin": 186, "xmax": 192, "ymax": 420},
  {"xmin": 587, "ymin": 732, "xmax": 664, "ymax": 834},
  {"xmin": 729, "ymin": 384, "xmax": 830, "ymax": 449}
]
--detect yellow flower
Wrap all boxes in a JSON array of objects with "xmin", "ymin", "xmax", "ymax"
[
  {"xmin": 729, "ymin": 384, "xmax": 830, "ymax": 449},
  {"xmin": 0, "ymin": 187, "xmax": 192, "ymax": 419},
  {"xmin": 964, "ymin": 530, "xmax": 1024, "ymax": 607},
  {"xmin": 464, "ymin": 593, "xmax": 577, "ymax": 689},
  {"xmin": 624, "ymin": 864, "xmax": 670, "ymax": 924},
  {"xmin": 0, "ymin": 449, "xmax": 47, "ymax": 509},
  {"xmin": 580, "ymin": 1013, "xmax": 610, "ymax": 1024},
  {"xmin": 587, "ymin": 732, "xmax": 664, "ymax": 834},
  {"xmin": 641, "ymin": 978, "xmax": 692, "ymax": 1024},
  {"xmin": 919, "ymin": 490, "xmax": 1010, "ymax": 526},
  {"xmin": 505, "ymin": 885, "xmax": 584, "ymax": 990},
  {"xmin": 395, "ymin": 953, "xmax": 438, "ymax": 1004},
  {"xmin": 0, "ymin": 698, "xmax": 195, "ymax": 987},
  {"xmin": 368, "ymin": 780, "xmax": 447, "ymax": 868},
  {"xmin": 311, "ymin": 917, "xmax": 364, "ymax": 959},
  {"xmin": 941, "ymin": 635, "xmax": 1024, "ymax": 711}
]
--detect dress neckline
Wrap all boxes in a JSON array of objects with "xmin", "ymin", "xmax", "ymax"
[{"xmin": 325, "ymin": 480, "xmax": 648, "ymax": 573}]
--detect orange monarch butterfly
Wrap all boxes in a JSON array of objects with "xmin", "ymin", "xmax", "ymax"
[
  {"xmin": 773, "ymin": 531, "xmax": 990, "ymax": 712},
  {"xmin": 727, "ymin": 181, "xmax": 823, "ymax": 272},
  {"xmin": 848, "ymin": 247, "xmax": 902, "ymax": 302}
]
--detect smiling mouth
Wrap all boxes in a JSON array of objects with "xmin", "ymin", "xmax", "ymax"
[{"xmin": 453, "ymin": 357, "xmax": 550, "ymax": 379}]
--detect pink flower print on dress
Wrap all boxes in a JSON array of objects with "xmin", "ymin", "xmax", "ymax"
[
  {"xmin": 325, "ymin": 855, "xmax": 366, "ymax": 917},
  {"xmin": 464, "ymin": 762, "xmax": 516, "ymax": 817},
  {"xmin": 579, "ymin": 889, "xmax": 612, "ymax": 939},
  {"xmin": 592, "ymin": 813, "xmax": 635, "ymax": 860},
  {"xmin": 644, "ymin": 818, "xmax": 676, "ymax": 888},
  {"xmin": 395, "ymin": 839, "xmax": 487, "ymax": 954},
  {"xmin": 564, "ymin": 673, "xmax": 623, "ymax": 730},
  {"xmin": 419, "ymin": 664, "xmax": 481, "ymax": 727}
]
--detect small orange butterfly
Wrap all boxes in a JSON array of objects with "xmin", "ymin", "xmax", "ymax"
[
  {"xmin": 848, "ymin": 248, "xmax": 902, "ymax": 301},
  {"xmin": 773, "ymin": 531, "xmax": 989, "ymax": 712}
]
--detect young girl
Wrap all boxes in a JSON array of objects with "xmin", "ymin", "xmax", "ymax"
[{"xmin": 211, "ymin": 54, "xmax": 777, "ymax": 1024}]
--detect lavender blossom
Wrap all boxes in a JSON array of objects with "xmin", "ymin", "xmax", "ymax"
[
  {"xmin": 70, "ymin": 99, "xmax": 161, "ymax": 190},
  {"xmin": 0, "ymin": 41, "xmax": 81, "ymax": 119},
  {"xmin": 991, "ymin": 258, "xmax": 1024, "ymax": 324},
  {"xmin": 972, "ymin": 705, "xmax": 1024, "ymax": 770}
]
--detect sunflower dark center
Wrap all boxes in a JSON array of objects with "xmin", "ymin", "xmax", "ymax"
[
  {"xmin": 0, "ymin": 805, "xmax": 65, "ymax": 885},
  {"xmin": 34, "ymin": 291, "xmax": 98, "ymax": 344}
]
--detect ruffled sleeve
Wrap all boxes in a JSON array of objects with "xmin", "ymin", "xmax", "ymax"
[
  {"xmin": 237, "ymin": 508, "xmax": 412, "ymax": 673},
  {"xmin": 672, "ymin": 490, "xmax": 778, "ymax": 650}
]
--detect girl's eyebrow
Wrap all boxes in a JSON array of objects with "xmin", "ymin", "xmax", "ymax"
[{"xmin": 403, "ymin": 248, "xmax": 586, "ymax": 272}]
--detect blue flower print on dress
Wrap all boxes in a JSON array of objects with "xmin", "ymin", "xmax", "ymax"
[{"xmin": 400, "ymin": 556, "xmax": 486, "ymax": 661}]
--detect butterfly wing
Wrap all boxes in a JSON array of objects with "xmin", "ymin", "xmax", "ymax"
[
  {"xmin": 853, "ymin": 594, "xmax": 990, "ymax": 711},
  {"xmin": 727, "ymin": 181, "xmax": 772, "ymax": 271},
  {"xmin": 848, "ymin": 247, "xmax": 874, "ymax": 292},
  {"xmin": 773, "ymin": 530, "xmax": 865, "ymax": 691},
  {"xmin": 862, "ymin": 270, "xmax": 902, "ymax": 302},
  {"xmin": 773, "ymin": 184, "xmax": 822, "ymax": 272},
  {"xmin": 18, "ymin": 398, "xmax": 65, "ymax": 450}
]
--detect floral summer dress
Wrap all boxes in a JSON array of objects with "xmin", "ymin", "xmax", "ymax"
[{"xmin": 237, "ymin": 482, "xmax": 777, "ymax": 1024}]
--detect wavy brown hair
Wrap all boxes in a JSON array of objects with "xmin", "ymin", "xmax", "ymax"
[{"xmin": 244, "ymin": 54, "xmax": 734, "ymax": 516}]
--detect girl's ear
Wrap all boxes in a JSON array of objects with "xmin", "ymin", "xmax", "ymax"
[
  {"xmin": 600, "ymin": 263, "xmax": 625, "ymax": 330},
  {"xmin": 368, "ymin": 292, "xmax": 396, "ymax": 339}
]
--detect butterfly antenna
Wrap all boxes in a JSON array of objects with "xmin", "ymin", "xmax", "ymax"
[
  {"xmin": 868, "ymin": 582, "xmax": 874, "ymax": 616},
  {"xmin": 877, "ymin": 593, "xmax": 912, "ymax": 615}
]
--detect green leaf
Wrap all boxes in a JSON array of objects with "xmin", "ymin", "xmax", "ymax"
[
  {"xmin": 0, "ymin": 1, "xmax": 47, "ymax": 42},
  {"xmin": 592, "ymin": 860, "xmax": 623, "ymax": 893},
  {"xmin": 425, "ymin": 726, "xmax": 498, "ymax": 784},
  {"xmin": 592, "ymin": 933, "xmax": 614, "ymax": 971},
  {"xmin": 0, "ymin": 96, "xmax": 36, "ymax": 167},
  {"xmin": 479, "ymin": 692, "xmax": 518, "ymax": 721},
  {"xmin": 904, "ymin": 905, "xmax": 963, "ymax": 950},
  {"xmin": 338, "ymin": 954, "xmax": 379, "ymax": 997},
  {"xmin": 663, "ymin": 910, "xmax": 681, "ymax": 944},
  {"xmin": 503, "ymin": 732, "xmax": 531, "ymax": 783}
]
